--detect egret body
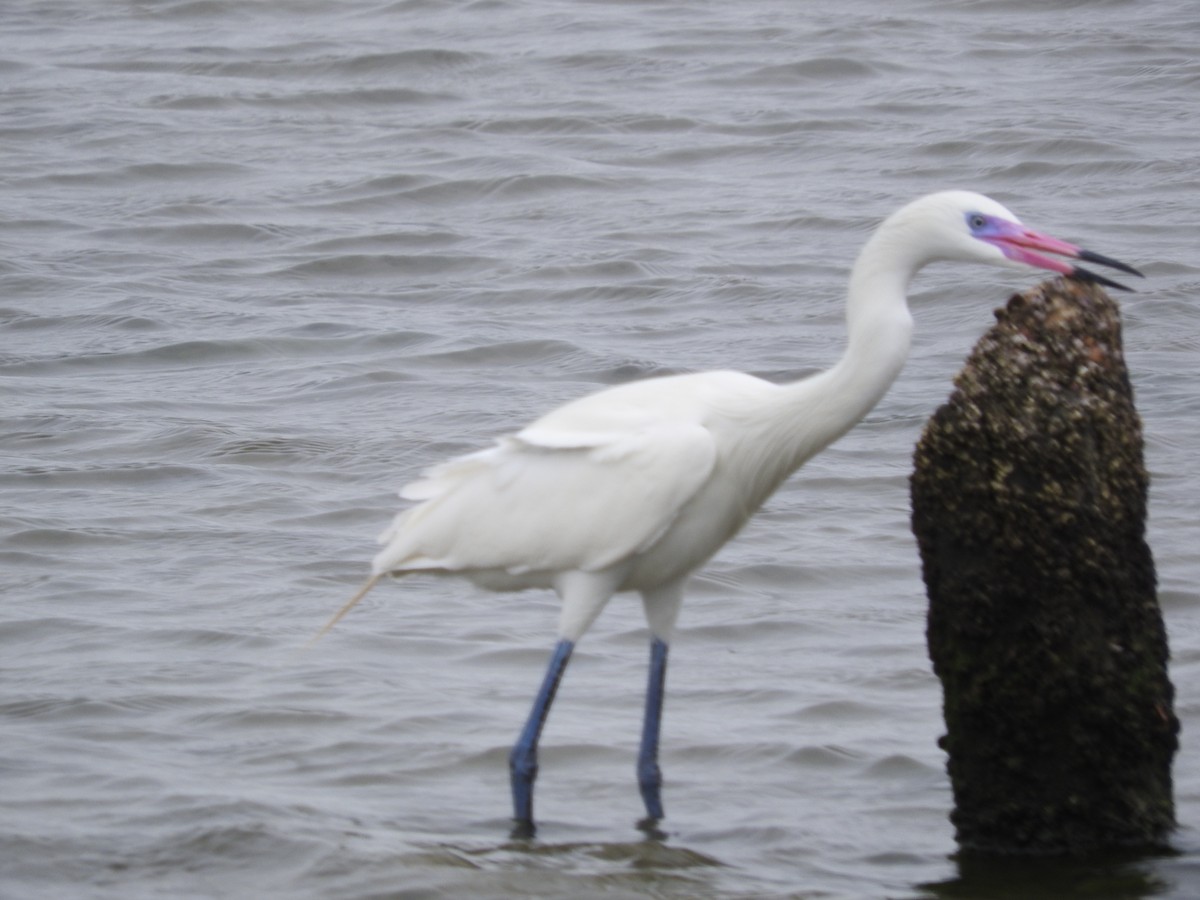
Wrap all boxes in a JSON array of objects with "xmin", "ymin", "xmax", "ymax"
[{"xmin": 316, "ymin": 190, "xmax": 1140, "ymax": 836}]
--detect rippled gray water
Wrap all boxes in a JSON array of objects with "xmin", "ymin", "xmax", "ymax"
[{"xmin": 3, "ymin": 1, "xmax": 1200, "ymax": 897}]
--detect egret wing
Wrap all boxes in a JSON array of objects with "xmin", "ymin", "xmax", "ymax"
[{"xmin": 373, "ymin": 422, "xmax": 717, "ymax": 576}]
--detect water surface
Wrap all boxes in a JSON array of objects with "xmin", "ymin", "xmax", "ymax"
[{"xmin": 3, "ymin": 1, "xmax": 1200, "ymax": 897}]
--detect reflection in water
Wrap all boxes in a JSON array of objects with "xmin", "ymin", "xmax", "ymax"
[
  {"xmin": 407, "ymin": 837, "xmax": 727, "ymax": 897},
  {"xmin": 918, "ymin": 848, "xmax": 1175, "ymax": 900}
]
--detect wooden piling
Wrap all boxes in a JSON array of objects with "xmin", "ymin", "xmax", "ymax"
[{"xmin": 910, "ymin": 277, "xmax": 1177, "ymax": 854}]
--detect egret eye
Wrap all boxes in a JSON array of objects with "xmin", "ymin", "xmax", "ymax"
[{"xmin": 968, "ymin": 213, "xmax": 988, "ymax": 231}]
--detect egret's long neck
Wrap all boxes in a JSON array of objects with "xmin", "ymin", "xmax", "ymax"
[
  {"xmin": 779, "ymin": 223, "xmax": 920, "ymax": 457},
  {"xmin": 828, "ymin": 229, "xmax": 919, "ymax": 423},
  {"xmin": 726, "ymin": 215, "xmax": 927, "ymax": 511}
]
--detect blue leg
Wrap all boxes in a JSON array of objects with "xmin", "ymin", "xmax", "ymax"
[
  {"xmin": 509, "ymin": 638, "xmax": 573, "ymax": 837},
  {"xmin": 637, "ymin": 637, "xmax": 669, "ymax": 822}
]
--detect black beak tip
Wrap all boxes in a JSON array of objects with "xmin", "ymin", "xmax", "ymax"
[
  {"xmin": 1077, "ymin": 248, "xmax": 1144, "ymax": 279},
  {"xmin": 1069, "ymin": 266, "xmax": 1135, "ymax": 293}
]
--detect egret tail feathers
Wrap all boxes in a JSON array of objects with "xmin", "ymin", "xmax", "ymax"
[{"xmin": 307, "ymin": 573, "xmax": 385, "ymax": 647}]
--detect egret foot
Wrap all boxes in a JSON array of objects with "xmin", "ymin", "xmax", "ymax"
[
  {"xmin": 637, "ymin": 756, "xmax": 664, "ymax": 821},
  {"xmin": 508, "ymin": 740, "xmax": 539, "ymax": 826},
  {"xmin": 637, "ymin": 815, "xmax": 668, "ymax": 841},
  {"xmin": 509, "ymin": 817, "xmax": 536, "ymax": 841}
]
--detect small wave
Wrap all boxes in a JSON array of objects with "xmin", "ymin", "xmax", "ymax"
[
  {"xmin": 405, "ymin": 338, "xmax": 582, "ymax": 370},
  {"xmin": 88, "ymin": 222, "xmax": 283, "ymax": 248},
  {"xmin": 21, "ymin": 161, "xmax": 251, "ymax": 189},
  {"xmin": 718, "ymin": 56, "xmax": 888, "ymax": 88},
  {"xmin": 860, "ymin": 753, "xmax": 939, "ymax": 780},
  {"xmin": 330, "ymin": 47, "xmax": 484, "ymax": 77},
  {"xmin": 277, "ymin": 252, "xmax": 496, "ymax": 280}
]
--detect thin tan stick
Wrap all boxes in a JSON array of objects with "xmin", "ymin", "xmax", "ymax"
[{"xmin": 306, "ymin": 573, "xmax": 384, "ymax": 647}]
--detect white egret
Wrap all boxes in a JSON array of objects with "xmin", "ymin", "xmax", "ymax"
[{"xmin": 314, "ymin": 190, "xmax": 1140, "ymax": 836}]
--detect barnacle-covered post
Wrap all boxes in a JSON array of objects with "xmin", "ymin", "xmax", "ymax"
[{"xmin": 910, "ymin": 277, "xmax": 1177, "ymax": 854}]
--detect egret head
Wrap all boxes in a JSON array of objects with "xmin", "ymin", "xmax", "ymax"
[{"xmin": 898, "ymin": 190, "xmax": 1142, "ymax": 291}]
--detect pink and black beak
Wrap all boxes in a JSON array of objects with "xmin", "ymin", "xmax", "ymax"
[{"xmin": 969, "ymin": 213, "xmax": 1144, "ymax": 292}]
